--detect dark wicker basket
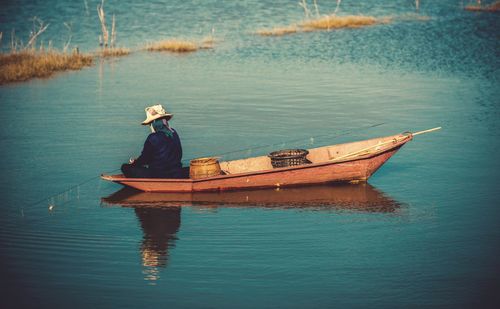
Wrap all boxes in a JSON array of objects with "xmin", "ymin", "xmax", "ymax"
[{"xmin": 268, "ymin": 149, "xmax": 310, "ymax": 168}]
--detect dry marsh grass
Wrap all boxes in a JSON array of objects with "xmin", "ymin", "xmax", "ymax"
[
  {"xmin": 301, "ymin": 15, "xmax": 379, "ymax": 30},
  {"xmin": 146, "ymin": 39, "xmax": 199, "ymax": 53},
  {"xmin": 0, "ymin": 50, "xmax": 93, "ymax": 84},
  {"xmin": 255, "ymin": 15, "xmax": 383, "ymax": 37},
  {"xmin": 256, "ymin": 25, "xmax": 299, "ymax": 36},
  {"xmin": 96, "ymin": 47, "xmax": 131, "ymax": 58}
]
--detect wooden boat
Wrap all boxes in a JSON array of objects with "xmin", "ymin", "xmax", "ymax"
[
  {"xmin": 101, "ymin": 183, "xmax": 403, "ymax": 213},
  {"xmin": 101, "ymin": 128, "xmax": 440, "ymax": 193}
]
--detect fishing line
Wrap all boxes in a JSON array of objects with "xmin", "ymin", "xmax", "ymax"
[
  {"xmin": 23, "ymin": 122, "xmax": 386, "ymax": 211},
  {"xmin": 22, "ymin": 167, "xmax": 121, "ymax": 212},
  {"xmin": 193, "ymin": 122, "xmax": 386, "ymax": 162}
]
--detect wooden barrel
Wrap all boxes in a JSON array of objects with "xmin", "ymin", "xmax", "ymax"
[{"xmin": 189, "ymin": 157, "xmax": 221, "ymax": 180}]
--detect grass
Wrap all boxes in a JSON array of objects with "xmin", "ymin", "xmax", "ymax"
[
  {"xmin": 254, "ymin": 0, "xmax": 386, "ymax": 36},
  {"xmin": 465, "ymin": 1, "xmax": 500, "ymax": 12},
  {"xmin": 0, "ymin": 36, "xmax": 210, "ymax": 84},
  {"xmin": 146, "ymin": 39, "xmax": 199, "ymax": 53},
  {"xmin": 255, "ymin": 15, "xmax": 384, "ymax": 37},
  {"xmin": 256, "ymin": 25, "xmax": 299, "ymax": 36},
  {"xmin": 0, "ymin": 50, "xmax": 93, "ymax": 84},
  {"xmin": 301, "ymin": 15, "xmax": 379, "ymax": 30},
  {"xmin": 0, "ymin": 3, "xmax": 215, "ymax": 84},
  {"xmin": 95, "ymin": 47, "xmax": 131, "ymax": 58}
]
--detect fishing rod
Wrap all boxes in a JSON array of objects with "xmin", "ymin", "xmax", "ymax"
[
  {"xmin": 192, "ymin": 122, "xmax": 387, "ymax": 162},
  {"xmin": 23, "ymin": 122, "xmax": 387, "ymax": 211},
  {"xmin": 329, "ymin": 127, "xmax": 442, "ymax": 162}
]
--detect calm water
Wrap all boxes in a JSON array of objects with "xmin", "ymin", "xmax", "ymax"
[{"xmin": 1, "ymin": 0, "xmax": 499, "ymax": 308}]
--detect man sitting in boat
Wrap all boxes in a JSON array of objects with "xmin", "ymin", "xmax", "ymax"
[{"xmin": 121, "ymin": 104, "xmax": 183, "ymax": 178}]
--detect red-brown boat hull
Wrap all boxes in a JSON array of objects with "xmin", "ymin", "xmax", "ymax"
[{"xmin": 101, "ymin": 139, "xmax": 407, "ymax": 193}]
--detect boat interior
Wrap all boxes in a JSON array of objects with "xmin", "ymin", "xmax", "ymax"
[{"xmin": 218, "ymin": 133, "xmax": 410, "ymax": 175}]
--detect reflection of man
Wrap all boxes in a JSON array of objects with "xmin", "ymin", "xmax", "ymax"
[{"xmin": 134, "ymin": 207, "xmax": 181, "ymax": 283}]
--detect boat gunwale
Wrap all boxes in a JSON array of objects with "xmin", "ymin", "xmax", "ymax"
[{"xmin": 102, "ymin": 135, "xmax": 411, "ymax": 184}]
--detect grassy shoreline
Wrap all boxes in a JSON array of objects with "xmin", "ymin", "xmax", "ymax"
[
  {"xmin": 0, "ymin": 0, "xmax": 213, "ymax": 85},
  {"xmin": 0, "ymin": 42, "xmax": 206, "ymax": 85},
  {"xmin": 0, "ymin": 0, "xmax": 440, "ymax": 84},
  {"xmin": 0, "ymin": 50, "xmax": 93, "ymax": 84}
]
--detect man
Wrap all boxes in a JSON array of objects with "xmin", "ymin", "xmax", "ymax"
[{"xmin": 121, "ymin": 104, "xmax": 183, "ymax": 178}]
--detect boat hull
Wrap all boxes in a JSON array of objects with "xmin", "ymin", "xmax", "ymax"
[{"xmin": 101, "ymin": 142, "xmax": 406, "ymax": 193}]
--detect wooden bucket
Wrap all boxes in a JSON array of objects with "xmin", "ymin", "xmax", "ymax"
[{"xmin": 189, "ymin": 157, "xmax": 221, "ymax": 180}]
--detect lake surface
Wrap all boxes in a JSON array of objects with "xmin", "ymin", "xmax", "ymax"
[{"xmin": 1, "ymin": 0, "xmax": 499, "ymax": 308}]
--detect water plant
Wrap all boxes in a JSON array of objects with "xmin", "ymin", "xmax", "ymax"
[
  {"xmin": 146, "ymin": 39, "xmax": 199, "ymax": 53},
  {"xmin": 200, "ymin": 27, "xmax": 218, "ymax": 49},
  {"xmin": 63, "ymin": 22, "xmax": 72, "ymax": 53},
  {"xmin": 0, "ymin": 50, "xmax": 93, "ymax": 84},
  {"xmin": 95, "ymin": 0, "xmax": 129, "ymax": 57},
  {"xmin": 95, "ymin": 47, "xmax": 131, "ymax": 58},
  {"xmin": 301, "ymin": 15, "xmax": 378, "ymax": 30},
  {"xmin": 0, "ymin": 16, "xmax": 96, "ymax": 84},
  {"xmin": 26, "ymin": 17, "xmax": 49, "ymax": 49},
  {"xmin": 255, "ymin": 0, "xmax": 383, "ymax": 36},
  {"xmin": 97, "ymin": 0, "xmax": 109, "ymax": 47},
  {"xmin": 255, "ymin": 25, "xmax": 299, "ymax": 36}
]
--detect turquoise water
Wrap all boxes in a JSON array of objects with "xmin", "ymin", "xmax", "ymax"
[{"xmin": 1, "ymin": 0, "xmax": 499, "ymax": 308}]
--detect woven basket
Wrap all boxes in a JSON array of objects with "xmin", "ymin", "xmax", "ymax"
[
  {"xmin": 189, "ymin": 157, "xmax": 221, "ymax": 179},
  {"xmin": 268, "ymin": 149, "xmax": 310, "ymax": 168}
]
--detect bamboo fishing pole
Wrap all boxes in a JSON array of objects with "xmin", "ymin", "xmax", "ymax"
[
  {"xmin": 412, "ymin": 126, "xmax": 441, "ymax": 136},
  {"xmin": 329, "ymin": 127, "xmax": 441, "ymax": 161}
]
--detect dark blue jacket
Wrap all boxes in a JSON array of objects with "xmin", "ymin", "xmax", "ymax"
[{"xmin": 133, "ymin": 128, "xmax": 183, "ymax": 178}]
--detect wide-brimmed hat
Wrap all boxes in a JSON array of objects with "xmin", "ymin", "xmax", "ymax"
[{"xmin": 141, "ymin": 104, "xmax": 173, "ymax": 125}]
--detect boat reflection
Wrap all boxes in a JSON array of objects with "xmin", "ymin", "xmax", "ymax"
[
  {"xmin": 102, "ymin": 184, "xmax": 403, "ymax": 283},
  {"xmin": 102, "ymin": 183, "xmax": 403, "ymax": 213}
]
